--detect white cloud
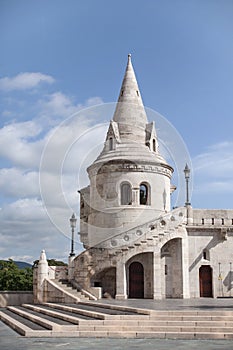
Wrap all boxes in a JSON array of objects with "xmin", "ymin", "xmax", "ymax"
[
  {"xmin": 0, "ymin": 81, "xmax": 105, "ymax": 262},
  {"xmin": 0, "ymin": 196, "xmax": 82, "ymax": 263},
  {"xmin": 193, "ymin": 141, "xmax": 233, "ymax": 179},
  {"xmin": 39, "ymin": 92, "xmax": 77, "ymax": 118},
  {"xmin": 0, "ymin": 121, "xmax": 43, "ymax": 168},
  {"xmin": 0, "ymin": 168, "xmax": 39, "ymax": 198},
  {"xmin": 38, "ymin": 92, "xmax": 104, "ymax": 125},
  {"xmin": 192, "ymin": 141, "xmax": 233, "ymax": 209},
  {"xmin": 0, "ymin": 72, "xmax": 55, "ymax": 91}
]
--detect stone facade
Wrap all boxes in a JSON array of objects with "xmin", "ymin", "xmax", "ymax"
[
  {"xmin": 73, "ymin": 55, "xmax": 233, "ymax": 300},
  {"xmin": 34, "ymin": 55, "xmax": 233, "ymax": 302}
]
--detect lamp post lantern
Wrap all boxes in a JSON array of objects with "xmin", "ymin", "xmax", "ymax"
[
  {"xmin": 184, "ymin": 163, "xmax": 191, "ymax": 206},
  {"xmin": 69, "ymin": 213, "xmax": 77, "ymax": 257}
]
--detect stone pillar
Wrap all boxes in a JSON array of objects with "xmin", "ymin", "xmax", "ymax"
[
  {"xmin": 181, "ymin": 235, "xmax": 190, "ymax": 298},
  {"xmin": 37, "ymin": 250, "xmax": 48, "ymax": 304},
  {"xmin": 68, "ymin": 255, "xmax": 75, "ymax": 281},
  {"xmin": 153, "ymin": 250, "xmax": 162, "ymax": 299},
  {"xmin": 115, "ymin": 261, "xmax": 127, "ymax": 299},
  {"xmin": 132, "ymin": 187, "xmax": 139, "ymax": 206},
  {"xmin": 186, "ymin": 205, "xmax": 193, "ymax": 225}
]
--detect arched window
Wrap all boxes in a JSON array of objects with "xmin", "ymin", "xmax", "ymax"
[
  {"xmin": 109, "ymin": 137, "xmax": 113, "ymax": 151},
  {"xmin": 121, "ymin": 182, "xmax": 132, "ymax": 205},
  {"xmin": 140, "ymin": 183, "xmax": 149, "ymax": 205}
]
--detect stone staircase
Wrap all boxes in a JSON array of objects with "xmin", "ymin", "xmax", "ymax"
[
  {"xmin": 1, "ymin": 301, "xmax": 233, "ymax": 339},
  {"xmin": 51, "ymin": 279, "xmax": 91, "ymax": 301},
  {"xmin": 74, "ymin": 208, "xmax": 188, "ymax": 291}
]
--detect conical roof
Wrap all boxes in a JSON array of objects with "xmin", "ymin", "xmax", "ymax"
[
  {"xmin": 89, "ymin": 55, "xmax": 172, "ymax": 172},
  {"xmin": 113, "ymin": 54, "xmax": 148, "ymax": 143}
]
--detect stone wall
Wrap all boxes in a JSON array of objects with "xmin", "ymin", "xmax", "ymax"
[
  {"xmin": 188, "ymin": 229, "xmax": 233, "ymax": 298},
  {"xmin": 0, "ymin": 291, "xmax": 33, "ymax": 307}
]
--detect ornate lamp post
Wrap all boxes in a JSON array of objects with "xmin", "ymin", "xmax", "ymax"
[
  {"xmin": 184, "ymin": 164, "xmax": 191, "ymax": 206},
  {"xmin": 69, "ymin": 213, "xmax": 77, "ymax": 257}
]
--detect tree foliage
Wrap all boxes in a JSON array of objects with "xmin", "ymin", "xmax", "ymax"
[
  {"xmin": 0, "ymin": 259, "xmax": 33, "ymax": 291},
  {"xmin": 32, "ymin": 259, "xmax": 67, "ymax": 268}
]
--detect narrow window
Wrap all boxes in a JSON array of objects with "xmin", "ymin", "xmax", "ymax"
[
  {"xmin": 165, "ymin": 265, "xmax": 168, "ymax": 275},
  {"xmin": 203, "ymin": 249, "xmax": 210, "ymax": 261},
  {"xmin": 222, "ymin": 218, "xmax": 224, "ymax": 225},
  {"xmin": 136, "ymin": 90, "xmax": 139, "ymax": 96},
  {"xmin": 121, "ymin": 90, "xmax": 124, "ymax": 96},
  {"xmin": 232, "ymin": 219, "xmax": 233, "ymax": 225},
  {"xmin": 121, "ymin": 182, "xmax": 132, "ymax": 205},
  {"xmin": 140, "ymin": 183, "xmax": 148, "ymax": 205},
  {"xmin": 153, "ymin": 139, "xmax": 156, "ymax": 152},
  {"xmin": 212, "ymin": 218, "xmax": 214, "ymax": 225},
  {"xmin": 202, "ymin": 218, "xmax": 204, "ymax": 225},
  {"xmin": 109, "ymin": 137, "xmax": 113, "ymax": 150},
  {"xmin": 145, "ymin": 142, "xmax": 150, "ymax": 149}
]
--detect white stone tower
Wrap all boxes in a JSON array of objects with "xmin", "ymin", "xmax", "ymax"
[{"xmin": 79, "ymin": 55, "xmax": 174, "ymax": 248}]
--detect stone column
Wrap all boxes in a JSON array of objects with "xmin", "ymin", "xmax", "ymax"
[
  {"xmin": 132, "ymin": 187, "xmax": 139, "ymax": 206},
  {"xmin": 115, "ymin": 261, "xmax": 127, "ymax": 299},
  {"xmin": 186, "ymin": 205, "xmax": 193, "ymax": 225},
  {"xmin": 153, "ymin": 250, "xmax": 162, "ymax": 299},
  {"xmin": 68, "ymin": 255, "xmax": 75, "ymax": 281},
  {"xmin": 37, "ymin": 249, "xmax": 48, "ymax": 304},
  {"xmin": 181, "ymin": 235, "xmax": 190, "ymax": 298}
]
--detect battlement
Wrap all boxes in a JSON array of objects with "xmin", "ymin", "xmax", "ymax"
[{"xmin": 191, "ymin": 209, "xmax": 233, "ymax": 227}]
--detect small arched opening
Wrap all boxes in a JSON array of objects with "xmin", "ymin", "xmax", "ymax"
[
  {"xmin": 153, "ymin": 139, "xmax": 156, "ymax": 152},
  {"xmin": 120, "ymin": 182, "xmax": 132, "ymax": 205},
  {"xmin": 140, "ymin": 183, "xmax": 150, "ymax": 205},
  {"xmin": 109, "ymin": 137, "xmax": 113, "ymax": 151}
]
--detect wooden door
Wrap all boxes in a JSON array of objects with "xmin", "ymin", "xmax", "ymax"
[
  {"xmin": 129, "ymin": 262, "xmax": 144, "ymax": 298},
  {"xmin": 199, "ymin": 265, "xmax": 213, "ymax": 297}
]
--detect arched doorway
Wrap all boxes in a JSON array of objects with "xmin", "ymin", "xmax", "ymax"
[
  {"xmin": 91, "ymin": 267, "xmax": 116, "ymax": 298},
  {"xmin": 129, "ymin": 262, "xmax": 144, "ymax": 298},
  {"xmin": 199, "ymin": 265, "xmax": 213, "ymax": 297}
]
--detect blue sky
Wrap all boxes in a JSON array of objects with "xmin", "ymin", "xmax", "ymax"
[{"xmin": 1, "ymin": 0, "xmax": 233, "ymax": 263}]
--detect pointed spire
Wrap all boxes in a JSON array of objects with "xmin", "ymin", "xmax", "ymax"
[
  {"xmin": 113, "ymin": 54, "xmax": 148, "ymax": 142},
  {"xmin": 116, "ymin": 54, "xmax": 144, "ymax": 106}
]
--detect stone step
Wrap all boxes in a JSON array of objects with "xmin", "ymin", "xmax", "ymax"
[
  {"xmin": 22, "ymin": 304, "xmax": 81, "ymax": 324},
  {"xmin": 2, "ymin": 302, "xmax": 233, "ymax": 339},
  {"xmin": 4, "ymin": 305, "xmax": 233, "ymax": 332},
  {"xmin": 76, "ymin": 324, "xmax": 233, "ymax": 333},
  {"xmin": 150, "ymin": 315, "xmax": 233, "ymax": 321},
  {"xmin": 79, "ymin": 300, "xmax": 150, "ymax": 315},
  {"xmin": 43, "ymin": 302, "xmax": 111, "ymax": 320},
  {"xmin": 53, "ymin": 280, "xmax": 89, "ymax": 300},
  {"xmin": 6, "ymin": 306, "xmax": 73, "ymax": 331},
  {"xmin": 0, "ymin": 309, "xmax": 50, "ymax": 336},
  {"xmin": 150, "ymin": 310, "xmax": 233, "ymax": 316}
]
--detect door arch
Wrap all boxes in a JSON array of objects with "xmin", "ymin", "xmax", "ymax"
[
  {"xmin": 199, "ymin": 265, "xmax": 213, "ymax": 297},
  {"xmin": 129, "ymin": 262, "xmax": 144, "ymax": 298}
]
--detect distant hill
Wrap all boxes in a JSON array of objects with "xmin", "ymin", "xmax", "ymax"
[
  {"xmin": 1, "ymin": 260, "xmax": 32, "ymax": 269},
  {"xmin": 15, "ymin": 261, "xmax": 32, "ymax": 269}
]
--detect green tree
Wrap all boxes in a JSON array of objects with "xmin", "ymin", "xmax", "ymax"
[
  {"xmin": 0, "ymin": 259, "xmax": 33, "ymax": 291},
  {"xmin": 32, "ymin": 259, "xmax": 67, "ymax": 268}
]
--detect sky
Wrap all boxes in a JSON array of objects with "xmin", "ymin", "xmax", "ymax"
[{"xmin": 1, "ymin": 0, "xmax": 233, "ymax": 263}]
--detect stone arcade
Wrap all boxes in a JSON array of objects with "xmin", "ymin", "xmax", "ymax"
[{"xmin": 35, "ymin": 55, "xmax": 233, "ymax": 302}]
